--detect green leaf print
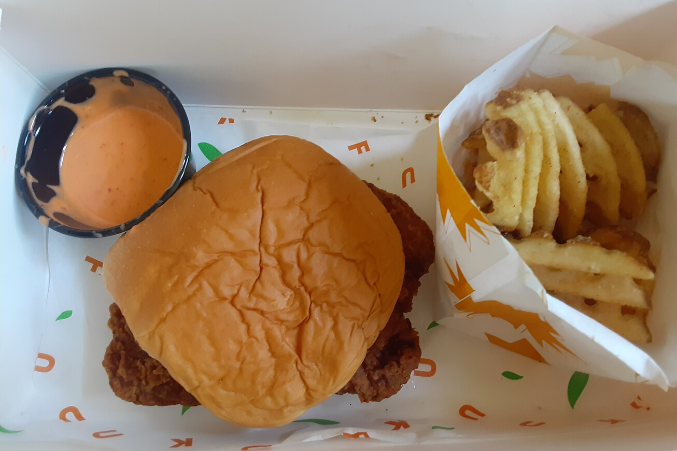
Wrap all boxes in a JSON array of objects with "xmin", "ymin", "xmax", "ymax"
[
  {"xmin": 292, "ymin": 419, "xmax": 340, "ymax": 425},
  {"xmin": 198, "ymin": 142, "xmax": 222, "ymax": 162},
  {"xmin": 501, "ymin": 371, "xmax": 523, "ymax": 380},
  {"xmin": 56, "ymin": 310, "xmax": 73, "ymax": 321}
]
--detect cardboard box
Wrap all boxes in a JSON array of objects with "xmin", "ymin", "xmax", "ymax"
[{"xmin": 2, "ymin": 4, "xmax": 677, "ymax": 450}]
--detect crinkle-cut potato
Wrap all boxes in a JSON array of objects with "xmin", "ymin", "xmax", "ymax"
[
  {"xmin": 585, "ymin": 226, "xmax": 656, "ymax": 309},
  {"xmin": 472, "ymin": 144, "xmax": 493, "ymax": 211},
  {"xmin": 472, "ymin": 119, "xmax": 525, "ymax": 231},
  {"xmin": 557, "ymin": 97, "xmax": 620, "ymax": 227},
  {"xmin": 485, "ymin": 90, "xmax": 544, "ymax": 237},
  {"xmin": 588, "ymin": 103, "xmax": 646, "ymax": 220},
  {"xmin": 462, "ymin": 124, "xmax": 487, "ymax": 151},
  {"xmin": 522, "ymin": 90, "xmax": 560, "ymax": 234},
  {"xmin": 510, "ymin": 233, "xmax": 654, "ymax": 280},
  {"xmin": 615, "ymin": 101, "xmax": 662, "ymax": 182},
  {"xmin": 531, "ymin": 265, "xmax": 649, "ymax": 309},
  {"xmin": 477, "ymin": 143, "xmax": 493, "ymax": 166},
  {"xmin": 554, "ymin": 293, "xmax": 651, "ymax": 343},
  {"xmin": 584, "ymin": 226, "xmax": 654, "ymax": 270},
  {"xmin": 472, "ymin": 189, "xmax": 492, "ymax": 211},
  {"xmin": 537, "ymin": 92, "xmax": 587, "ymax": 240}
]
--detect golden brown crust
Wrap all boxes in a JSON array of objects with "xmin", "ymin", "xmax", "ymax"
[
  {"xmin": 483, "ymin": 118, "xmax": 524, "ymax": 152},
  {"xmin": 584, "ymin": 226, "xmax": 653, "ymax": 270},
  {"xmin": 492, "ymin": 90, "xmax": 524, "ymax": 108},
  {"xmin": 461, "ymin": 125, "xmax": 486, "ymax": 150},
  {"xmin": 615, "ymin": 101, "xmax": 661, "ymax": 182},
  {"xmin": 336, "ymin": 311, "xmax": 421, "ymax": 402},
  {"xmin": 473, "ymin": 162, "xmax": 496, "ymax": 194},
  {"xmin": 364, "ymin": 182, "xmax": 435, "ymax": 314},
  {"xmin": 103, "ymin": 303, "xmax": 200, "ymax": 407}
]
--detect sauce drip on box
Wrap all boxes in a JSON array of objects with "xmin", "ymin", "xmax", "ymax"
[{"xmin": 22, "ymin": 71, "xmax": 185, "ymax": 230}]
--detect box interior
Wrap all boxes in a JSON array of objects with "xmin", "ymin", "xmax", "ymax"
[{"xmin": 3, "ymin": 3, "xmax": 677, "ymax": 450}]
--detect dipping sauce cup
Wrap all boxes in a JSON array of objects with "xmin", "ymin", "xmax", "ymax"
[{"xmin": 15, "ymin": 68, "xmax": 194, "ymax": 238}]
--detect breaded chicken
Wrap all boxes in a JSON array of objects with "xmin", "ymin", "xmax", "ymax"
[{"xmin": 105, "ymin": 303, "xmax": 200, "ymax": 406}]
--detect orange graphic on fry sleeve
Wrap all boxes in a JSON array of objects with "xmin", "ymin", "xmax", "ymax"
[
  {"xmin": 446, "ymin": 260, "xmax": 574, "ymax": 359},
  {"xmin": 92, "ymin": 430, "xmax": 123, "ymax": 439},
  {"xmin": 241, "ymin": 446, "xmax": 271, "ymax": 451},
  {"xmin": 445, "ymin": 260, "xmax": 474, "ymax": 301},
  {"xmin": 437, "ymin": 137, "xmax": 491, "ymax": 243},
  {"xmin": 459, "ymin": 405, "xmax": 485, "ymax": 421},
  {"xmin": 486, "ymin": 334, "xmax": 547, "ymax": 364},
  {"xmin": 414, "ymin": 358, "xmax": 436, "ymax": 377},
  {"xmin": 34, "ymin": 353, "xmax": 55, "ymax": 372},
  {"xmin": 59, "ymin": 406, "xmax": 85, "ymax": 422}
]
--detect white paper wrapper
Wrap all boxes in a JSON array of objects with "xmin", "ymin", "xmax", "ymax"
[
  {"xmin": 3, "ymin": 28, "xmax": 677, "ymax": 451},
  {"xmin": 436, "ymin": 26, "xmax": 677, "ymax": 389}
]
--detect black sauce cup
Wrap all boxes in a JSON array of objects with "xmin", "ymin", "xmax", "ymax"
[{"xmin": 14, "ymin": 68, "xmax": 195, "ymax": 238}]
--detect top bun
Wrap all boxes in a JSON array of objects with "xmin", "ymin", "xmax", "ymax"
[{"xmin": 103, "ymin": 136, "xmax": 405, "ymax": 427}]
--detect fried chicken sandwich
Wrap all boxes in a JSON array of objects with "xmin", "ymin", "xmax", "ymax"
[{"xmin": 102, "ymin": 136, "xmax": 434, "ymax": 427}]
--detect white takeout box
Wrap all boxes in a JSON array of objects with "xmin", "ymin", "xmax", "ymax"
[{"xmin": 2, "ymin": 4, "xmax": 677, "ymax": 450}]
